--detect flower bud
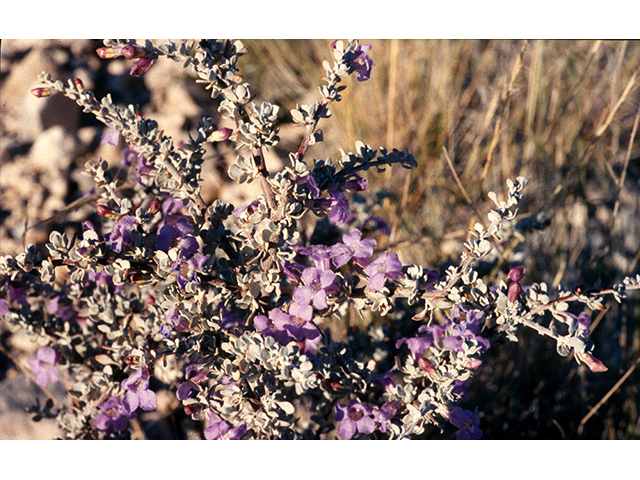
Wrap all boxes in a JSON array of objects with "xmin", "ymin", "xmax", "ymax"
[
  {"xmin": 130, "ymin": 56, "xmax": 154, "ymax": 77},
  {"xmin": 73, "ymin": 78, "xmax": 84, "ymax": 90},
  {"xmin": 209, "ymin": 127, "xmax": 233, "ymax": 142},
  {"xmin": 508, "ymin": 266, "xmax": 524, "ymax": 283},
  {"xmin": 96, "ymin": 204, "xmax": 116, "ymax": 218},
  {"xmin": 30, "ymin": 87, "xmax": 56, "ymax": 98},
  {"xmin": 507, "ymin": 281, "xmax": 522, "ymax": 303},
  {"xmin": 418, "ymin": 357, "xmax": 437, "ymax": 375},
  {"xmin": 120, "ymin": 44, "xmax": 146, "ymax": 59},
  {"xmin": 96, "ymin": 46, "xmax": 120, "ymax": 59},
  {"xmin": 147, "ymin": 197, "xmax": 161, "ymax": 215}
]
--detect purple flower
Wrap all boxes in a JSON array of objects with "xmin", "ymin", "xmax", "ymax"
[
  {"xmin": 293, "ymin": 265, "xmax": 338, "ymax": 310},
  {"xmin": 104, "ymin": 215, "xmax": 136, "ymax": 252},
  {"xmin": 46, "ymin": 296, "xmax": 74, "ymax": 322},
  {"xmin": 253, "ymin": 308, "xmax": 292, "ymax": 344},
  {"xmin": 0, "ymin": 299, "xmax": 9, "ymax": 316},
  {"xmin": 159, "ymin": 305, "xmax": 189, "ymax": 338},
  {"xmin": 440, "ymin": 306, "xmax": 490, "ymax": 353},
  {"xmin": 331, "ymin": 228, "xmax": 377, "ymax": 268},
  {"xmin": 373, "ymin": 400, "xmax": 403, "ymax": 433},
  {"xmin": 27, "ymin": 347, "xmax": 59, "ymax": 387},
  {"xmin": 101, "ymin": 128, "xmax": 120, "ymax": 146},
  {"xmin": 298, "ymin": 173, "xmax": 320, "ymax": 198},
  {"xmin": 335, "ymin": 400, "xmax": 376, "ymax": 439},
  {"xmin": 94, "ymin": 396, "xmax": 133, "ymax": 433},
  {"xmin": 352, "ymin": 44, "xmax": 375, "ymax": 82},
  {"xmin": 448, "ymin": 407, "xmax": 482, "ymax": 440},
  {"xmin": 364, "ymin": 252, "xmax": 403, "ymax": 291},
  {"xmin": 316, "ymin": 191, "xmax": 351, "ymax": 226},
  {"xmin": 177, "ymin": 364, "xmax": 210, "ymax": 401},
  {"xmin": 342, "ymin": 174, "xmax": 368, "ymax": 192},
  {"xmin": 285, "ymin": 302, "xmax": 320, "ymax": 342},
  {"xmin": 156, "ymin": 216, "xmax": 197, "ymax": 255},
  {"xmin": 396, "ymin": 335, "xmax": 436, "ymax": 360},
  {"xmin": 204, "ymin": 411, "xmax": 247, "ymax": 440},
  {"xmin": 121, "ymin": 366, "xmax": 157, "ymax": 414},
  {"xmin": 172, "ymin": 252, "xmax": 208, "ymax": 292}
]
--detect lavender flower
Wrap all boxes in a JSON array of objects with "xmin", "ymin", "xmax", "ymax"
[
  {"xmin": 94, "ymin": 396, "xmax": 132, "ymax": 434},
  {"xmin": 352, "ymin": 44, "xmax": 375, "ymax": 82},
  {"xmin": 316, "ymin": 191, "xmax": 351, "ymax": 226},
  {"xmin": 448, "ymin": 407, "xmax": 482, "ymax": 440},
  {"xmin": 159, "ymin": 305, "xmax": 189, "ymax": 338},
  {"xmin": 335, "ymin": 400, "xmax": 376, "ymax": 439},
  {"xmin": 204, "ymin": 411, "xmax": 247, "ymax": 440},
  {"xmin": 284, "ymin": 302, "xmax": 320, "ymax": 342},
  {"xmin": 253, "ymin": 308, "xmax": 292, "ymax": 344},
  {"xmin": 293, "ymin": 265, "xmax": 338, "ymax": 310},
  {"xmin": 104, "ymin": 215, "xmax": 136, "ymax": 252},
  {"xmin": 0, "ymin": 299, "xmax": 9, "ymax": 316},
  {"xmin": 331, "ymin": 228, "xmax": 376, "ymax": 268},
  {"xmin": 373, "ymin": 400, "xmax": 403, "ymax": 434},
  {"xmin": 364, "ymin": 252, "xmax": 404, "ymax": 291},
  {"xmin": 27, "ymin": 347, "xmax": 59, "ymax": 387},
  {"xmin": 121, "ymin": 366, "xmax": 157, "ymax": 414},
  {"xmin": 176, "ymin": 364, "xmax": 210, "ymax": 401}
]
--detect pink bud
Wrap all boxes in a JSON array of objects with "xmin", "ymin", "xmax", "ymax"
[
  {"xmin": 209, "ymin": 127, "xmax": 233, "ymax": 142},
  {"xmin": 507, "ymin": 282, "xmax": 522, "ymax": 303},
  {"xmin": 96, "ymin": 204, "xmax": 116, "ymax": 218},
  {"xmin": 508, "ymin": 266, "xmax": 524, "ymax": 283},
  {"xmin": 120, "ymin": 44, "xmax": 146, "ymax": 59},
  {"xmin": 418, "ymin": 357, "xmax": 437, "ymax": 375},
  {"xmin": 73, "ymin": 78, "xmax": 85, "ymax": 90},
  {"xmin": 580, "ymin": 352, "xmax": 608, "ymax": 373},
  {"xmin": 147, "ymin": 198, "xmax": 161, "ymax": 215},
  {"xmin": 96, "ymin": 46, "xmax": 120, "ymax": 59},
  {"xmin": 30, "ymin": 87, "xmax": 55, "ymax": 98},
  {"xmin": 130, "ymin": 56, "xmax": 154, "ymax": 77}
]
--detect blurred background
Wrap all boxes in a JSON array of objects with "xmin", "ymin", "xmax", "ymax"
[{"xmin": 1, "ymin": 39, "xmax": 640, "ymax": 439}]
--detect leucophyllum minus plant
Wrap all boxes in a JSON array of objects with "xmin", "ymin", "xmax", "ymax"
[{"xmin": 1, "ymin": 39, "xmax": 639, "ymax": 440}]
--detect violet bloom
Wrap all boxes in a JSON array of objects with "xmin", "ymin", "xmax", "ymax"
[
  {"xmin": 159, "ymin": 305, "xmax": 189, "ymax": 338},
  {"xmin": 317, "ymin": 191, "xmax": 351, "ymax": 226},
  {"xmin": 352, "ymin": 44, "xmax": 375, "ymax": 82},
  {"xmin": 104, "ymin": 215, "xmax": 136, "ymax": 252},
  {"xmin": 364, "ymin": 252, "xmax": 404, "ymax": 291},
  {"xmin": 172, "ymin": 252, "xmax": 208, "ymax": 292},
  {"xmin": 121, "ymin": 366, "xmax": 157, "ymax": 414},
  {"xmin": 204, "ymin": 411, "xmax": 247, "ymax": 440},
  {"xmin": 253, "ymin": 308, "xmax": 292, "ymax": 344},
  {"xmin": 284, "ymin": 302, "xmax": 320, "ymax": 342},
  {"xmin": 94, "ymin": 396, "xmax": 132, "ymax": 434},
  {"xmin": 27, "ymin": 347, "xmax": 59, "ymax": 388},
  {"xmin": 448, "ymin": 407, "xmax": 482, "ymax": 440},
  {"xmin": 331, "ymin": 228, "xmax": 377, "ymax": 268},
  {"xmin": 176, "ymin": 364, "xmax": 210, "ymax": 401},
  {"xmin": 293, "ymin": 265, "xmax": 338, "ymax": 310},
  {"xmin": 373, "ymin": 400, "xmax": 403, "ymax": 434},
  {"xmin": 396, "ymin": 335, "xmax": 435, "ymax": 360},
  {"xmin": 156, "ymin": 216, "xmax": 198, "ymax": 255},
  {"xmin": 335, "ymin": 400, "xmax": 376, "ymax": 439},
  {"xmin": 46, "ymin": 296, "xmax": 74, "ymax": 322},
  {"xmin": 101, "ymin": 128, "xmax": 120, "ymax": 146},
  {"xmin": 440, "ymin": 306, "xmax": 490, "ymax": 353},
  {"xmin": 0, "ymin": 299, "xmax": 9, "ymax": 316}
]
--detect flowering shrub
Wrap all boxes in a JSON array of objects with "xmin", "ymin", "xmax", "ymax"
[{"xmin": 1, "ymin": 39, "xmax": 639, "ymax": 439}]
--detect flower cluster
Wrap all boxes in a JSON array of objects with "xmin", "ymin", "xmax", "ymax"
[{"xmin": 1, "ymin": 39, "xmax": 638, "ymax": 440}]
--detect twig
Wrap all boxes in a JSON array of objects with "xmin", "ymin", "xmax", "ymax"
[{"xmin": 577, "ymin": 355, "xmax": 640, "ymax": 436}]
